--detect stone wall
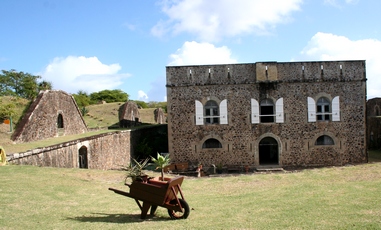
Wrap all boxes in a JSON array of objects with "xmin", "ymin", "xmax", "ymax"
[
  {"xmin": 367, "ymin": 98, "xmax": 381, "ymax": 149},
  {"xmin": 166, "ymin": 60, "xmax": 367, "ymax": 168},
  {"xmin": 7, "ymin": 125, "xmax": 167, "ymax": 170},
  {"xmin": 11, "ymin": 90, "xmax": 87, "ymax": 143}
]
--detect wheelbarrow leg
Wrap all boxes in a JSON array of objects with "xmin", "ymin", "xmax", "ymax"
[
  {"xmin": 140, "ymin": 202, "xmax": 151, "ymax": 219},
  {"xmin": 150, "ymin": 205, "xmax": 158, "ymax": 215}
]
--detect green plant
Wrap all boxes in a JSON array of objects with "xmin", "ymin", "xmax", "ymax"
[
  {"xmin": 80, "ymin": 107, "xmax": 89, "ymax": 116},
  {"xmin": 151, "ymin": 153, "xmax": 171, "ymax": 181},
  {"xmin": 121, "ymin": 158, "xmax": 149, "ymax": 182}
]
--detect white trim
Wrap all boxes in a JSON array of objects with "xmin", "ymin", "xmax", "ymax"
[
  {"xmin": 307, "ymin": 97, "xmax": 316, "ymax": 122},
  {"xmin": 332, "ymin": 96, "xmax": 340, "ymax": 121},
  {"xmin": 251, "ymin": 99, "xmax": 259, "ymax": 124},
  {"xmin": 195, "ymin": 100, "xmax": 204, "ymax": 125},
  {"xmin": 275, "ymin": 97, "xmax": 284, "ymax": 123},
  {"xmin": 219, "ymin": 99, "xmax": 228, "ymax": 124}
]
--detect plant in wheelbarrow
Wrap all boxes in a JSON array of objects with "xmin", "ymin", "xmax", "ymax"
[
  {"xmin": 121, "ymin": 158, "xmax": 150, "ymax": 183},
  {"xmin": 151, "ymin": 153, "xmax": 171, "ymax": 181}
]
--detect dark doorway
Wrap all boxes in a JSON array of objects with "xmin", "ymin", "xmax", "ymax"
[
  {"xmin": 259, "ymin": 137, "xmax": 279, "ymax": 165},
  {"xmin": 79, "ymin": 146, "xmax": 88, "ymax": 169},
  {"xmin": 57, "ymin": 114, "xmax": 64, "ymax": 128}
]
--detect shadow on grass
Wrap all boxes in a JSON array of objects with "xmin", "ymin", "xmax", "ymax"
[{"xmin": 67, "ymin": 212, "xmax": 171, "ymax": 223}]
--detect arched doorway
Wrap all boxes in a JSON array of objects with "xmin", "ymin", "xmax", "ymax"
[
  {"xmin": 78, "ymin": 146, "xmax": 88, "ymax": 169},
  {"xmin": 259, "ymin": 137, "xmax": 279, "ymax": 165}
]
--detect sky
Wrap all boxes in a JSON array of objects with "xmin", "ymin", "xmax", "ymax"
[{"xmin": 1, "ymin": 0, "xmax": 381, "ymax": 102}]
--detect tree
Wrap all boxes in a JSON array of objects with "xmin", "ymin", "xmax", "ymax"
[
  {"xmin": 73, "ymin": 90, "xmax": 91, "ymax": 107},
  {"xmin": 38, "ymin": 80, "xmax": 53, "ymax": 91},
  {"xmin": 0, "ymin": 69, "xmax": 42, "ymax": 99},
  {"xmin": 90, "ymin": 89, "xmax": 129, "ymax": 103}
]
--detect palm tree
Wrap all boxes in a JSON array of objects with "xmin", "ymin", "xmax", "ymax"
[{"xmin": 151, "ymin": 153, "xmax": 171, "ymax": 181}]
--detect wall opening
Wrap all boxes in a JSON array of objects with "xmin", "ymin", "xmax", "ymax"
[
  {"xmin": 57, "ymin": 114, "xmax": 64, "ymax": 128},
  {"xmin": 259, "ymin": 137, "xmax": 279, "ymax": 165},
  {"xmin": 78, "ymin": 146, "xmax": 88, "ymax": 169}
]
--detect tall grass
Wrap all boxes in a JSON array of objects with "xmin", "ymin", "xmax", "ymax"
[{"xmin": 1, "ymin": 162, "xmax": 381, "ymax": 229}]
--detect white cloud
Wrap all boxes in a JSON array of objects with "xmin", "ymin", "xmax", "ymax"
[
  {"xmin": 39, "ymin": 56, "xmax": 130, "ymax": 94},
  {"xmin": 138, "ymin": 90, "xmax": 149, "ymax": 101},
  {"xmin": 298, "ymin": 32, "xmax": 381, "ymax": 99},
  {"xmin": 169, "ymin": 41, "xmax": 237, "ymax": 66},
  {"xmin": 152, "ymin": 0, "xmax": 302, "ymax": 42}
]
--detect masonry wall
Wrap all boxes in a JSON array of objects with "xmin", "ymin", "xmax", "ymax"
[
  {"xmin": 11, "ymin": 90, "xmax": 87, "ymax": 143},
  {"xmin": 166, "ymin": 60, "xmax": 367, "ymax": 168},
  {"xmin": 367, "ymin": 98, "xmax": 381, "ymax": 149},
  {"xmin": 7, "ymin": 125, "xmax": 167, "ymax": 170}
]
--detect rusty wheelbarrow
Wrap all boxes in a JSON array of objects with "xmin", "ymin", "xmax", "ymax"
[{"xmin": 109, "ymin": 176, "xmax": 190, "ymax": 219}]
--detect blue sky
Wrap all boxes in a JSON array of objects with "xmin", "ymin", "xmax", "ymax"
[{"xmin": 1, "ymin": 0, "xmax": 380, "ymax": 102}]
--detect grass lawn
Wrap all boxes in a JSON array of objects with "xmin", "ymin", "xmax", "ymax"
[{"xmin": 1, "ymin": 161, "xmax": 381, "ymax": 229}]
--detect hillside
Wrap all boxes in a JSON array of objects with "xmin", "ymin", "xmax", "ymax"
[{"xmin": 83, "ymin": 102, "xmax": 158, "ymax": 128}]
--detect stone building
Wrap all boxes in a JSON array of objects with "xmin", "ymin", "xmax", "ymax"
[
  {"xmin": 366, "ymin": 98, "xmax": 381, "ymax": 149},
  {"xmin": 119, "ymin": 101, "xmax": 140, "ymax": 127},
  {"xmin": 166, "ymin": 60, "xmax": 367, "ymax": 168},
  {"xmin": 12, "ymin": 90, "xmax": 87, "ymax": 143}
]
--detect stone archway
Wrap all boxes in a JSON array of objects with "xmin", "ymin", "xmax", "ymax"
[
  {"xmin": 78, "ymin": 146, "xmax": 88, "ymax": 169},
  {"xmin": 259, "ymin": 137, "xmax": 279, "ymax": 165}
]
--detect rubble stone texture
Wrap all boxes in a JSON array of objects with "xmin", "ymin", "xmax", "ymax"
[
  {"xmin": 166, "ymin": 61, "xmax": 367, "ymax": 167},
  {"xmin": 119, "ymin": 101, "xmax": 140, "ymax": 127},
  {"xmin": 11, "ymin": 90, "xmax": 87, "ymax": 143}
]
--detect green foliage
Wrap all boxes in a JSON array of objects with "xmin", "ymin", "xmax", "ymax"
[
  {"xmin": 0, "ymin": 69, "xmax": 42, "ymax": 99},
  {"xmin": 80, "ymin": 107, "xmax": 89, "ymax": 116},
  {"xmin": 151, "ymin": 153, "xmax": 171, "ymax": 180},
  {"xmin": 147, "ymin": 101, "xmax": 167, "ymax": 112},
  {"xmin": 90, "ymin": 89, "xmax": 129, "ymax": 103},
  {"xmin": 0, "ymin": 98, "xmax": 16, "ymax": 121},
  {"xmin": 121, "ymin": 158, "xmax": 150, "ymax": 182},
  {"xmin": 73, "ymin": 90, "xmax": 91, "ymax": 107},
  {"xmin": 134, "ymin": 100, "xmax": 148, "ymax": 108},
  {"xmin": 38, "ymin": 80, "xmax": 53, "ymax": 91}
]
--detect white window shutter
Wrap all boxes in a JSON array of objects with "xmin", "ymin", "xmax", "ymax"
[
  {"xmin": 275, "ymin": 97, "xmax": 284, "ymax": 123},
  {"xmin": 307, "ymin": 97, "xmax": 316, "ymax": 122},
  {"xmin": 220, "ymin": 99, "xmax": 228, "ymax": 124},
  {"xmin": 195, "ymin": 100, "xmax": 204, "ymax": 125},
  {"xmin": 251, "ymin": 99, "xmax": 259, "ymax": 124},
  {"xmin": 332, "ymin": 96, "xmax": 340, "ymax": 121}
]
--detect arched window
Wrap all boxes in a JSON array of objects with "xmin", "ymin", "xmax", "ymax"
[
  {"xmin": 316, "ymin": 97, "xmax": 330, "ymax": 121},
  {"xmin": 202, "ymin": 138, "xmax": 222, "ymax": 149},
  {"xmin": 205, "ymin": 100, "xmax": 219, "ymax": 124},
  {"xmin": 315, "ymin": 135, "xmax": 334, "ymax": 145},
  {"xmin": 57, "ymin": 114, "xmax": 64, "ymax": 128},
  {"xmin": 307, "ymin": 96, "xmax": 340, "ymax": 122},
  {"xmin": 260, "ymin": 99, "xmax": 274, "ymax": 123}
]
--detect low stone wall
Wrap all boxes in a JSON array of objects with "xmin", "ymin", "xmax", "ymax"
[{"xmin": 7, "ymin": 125, "xmax": 168, "ymax": 170}]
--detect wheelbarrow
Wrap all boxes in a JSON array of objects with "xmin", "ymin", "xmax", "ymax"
[{"xmin": 109, "ymin": 176, "xmax": 190, "ymax": 219}]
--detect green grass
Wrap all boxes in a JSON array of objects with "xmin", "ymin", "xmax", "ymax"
[{"xmin": 1, "ymin": 163, "xmax": 381, "ymax": 229}]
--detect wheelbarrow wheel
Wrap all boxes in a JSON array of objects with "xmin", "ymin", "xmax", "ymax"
[{"xmin": 167, "ymin": 199, "xmax": 190, "ymax": 219}]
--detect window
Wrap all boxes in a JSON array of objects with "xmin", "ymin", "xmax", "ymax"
[
  {"xmin": 260, "ymin": 99, "xmax": 274, "ymax": 123},
  {"xmin": 307, "ymin": 96, "xmax": 340, "ymax": 122},
  {"xmin": 315, "ymin": 135, "xmax": 334, "ymax": 145},
  {"xmin": 251, "ymin": 98, "xmax": 284, "ymax": 124},
  {"xmin": 205, "ymin": 100, "xmax": 219, "ymax": 124},
  {"xmin": 57, "ymin": 114, "xmax": 64, "ymax": 128},
  {"xmin": 202, "ymin": 138, "xmax": 222, "ymax": 148},
  {"xmin": 317, "ymin": 97, "xmax": 330, "ymax": 121},
  {"xmin": 195, "ymin": 99, "xmax": 228, "ymax": 125}
]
